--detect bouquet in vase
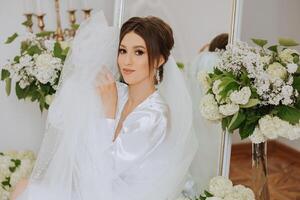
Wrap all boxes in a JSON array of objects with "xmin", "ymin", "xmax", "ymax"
[{"xmin": 199, "ymin": 38, "xmax": 300, "ymax": 143}]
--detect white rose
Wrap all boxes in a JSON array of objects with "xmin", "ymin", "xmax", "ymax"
[
  {"xmin": 19, "ymin": 79, "xmax": 30, "ymax": 89},
  {"xmin": 197, "ymin": 71, "xmax": 211, "ymax": 92},
  {"xmin": 286, "ymin": 63, "xmax": 298, "ymax": 74},
  {"xmin": 45, "ymin": 94, "xmax": 54, "ymax": 105},
  {"xmin": 249, "ymin": 127, "xmax": 266, "ymax": 144},
  {"xmin": 229, "ymin": 87, "xmax": 251, "ymax": 105},
  {"xmin": 212, "ymin": 80, "xmax": 222, "ymax": 95},
  {"xmin": 199, "ymin": 94, "xmax": 223, "ymax": 121},
  {"xmin": 209, "ymin": 176, "xmax": 233, "ymax": 198},
  {"xmin": 219, "ymin": 103, "xmax": 239, "ymax": 116},
  {"xmin": 267, "ymin": 62, "xmax": 287, "ymax": 80},
  {"xmin": 279, "ymin": 49, "xmax": 299, "ymax": 63}
]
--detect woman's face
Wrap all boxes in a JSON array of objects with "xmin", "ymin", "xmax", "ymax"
[{"xmin": 118, "ymin": 31, "xmax": 154, "ymax": 85}]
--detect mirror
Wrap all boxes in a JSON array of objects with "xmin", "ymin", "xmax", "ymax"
[{"xmin": 116, "ymin": 0, "xmax": 235, "ymax": 192}]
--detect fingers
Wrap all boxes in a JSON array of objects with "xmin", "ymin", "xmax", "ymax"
[{"xmin": 96, "ymin": 65, "xmax": 115, "ymax": 86}]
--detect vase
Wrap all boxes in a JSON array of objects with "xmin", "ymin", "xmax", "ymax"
[{"xmin": 252, "ymin": 141, "xmax": 270, "ymax": 200}]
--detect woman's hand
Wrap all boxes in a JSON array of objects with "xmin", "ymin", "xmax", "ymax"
[
  {"xmin": 95, "ymin": 66, "xmax": 118, "ymax": 119},
  {"xmin": 10, "ymin": 178, "xmax": 28, "ymax": 200}
]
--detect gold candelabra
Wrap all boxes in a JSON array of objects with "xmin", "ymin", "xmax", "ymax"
[
  {"xmin": 36, "ymin": 14, "xmax": 45, "ymax": 32},
  {"xmin": 83, "ymin": 9, "xmax": 92, "ymax": 19},
  {"xmin": 54, "ymin": 0, "xmax": 64, "ymax": 41},
  {"xmin": 22, "ymin": 0, "xmax": 93, "ymax": 39},
  {"xmin": 24, "ymin": 13, "xmax": 33, "ymax": 33}
]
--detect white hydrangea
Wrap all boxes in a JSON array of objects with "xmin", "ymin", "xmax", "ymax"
[
  {"xmin": 281, "ymin": 85, "xmax": 294, "ymax": 105},
  {"xmin": 286, "ymin": 63, "xmax": 298, "ymax": 74},
  {"xmin": 229, "ymin": 87, "xmax": 251, "ymax": 105},
  {"xmin": 267, "ymin": 62, "xmax": 287, "ymax": 80},
  {"xmin": 199, "ymin": 94, "xmax": 223, "ymax": 121},
  {"xmin": 224, "ymin": 185, "xmax": 255, "ymax": 200},
  {"xmin": 197, "ymin": 71, "xmax": 211, "ymax": 92},
  {"xmin": 279, "ymin": 123, "xmax": 300, "ymax": 140},
  {"xmin": 209, "ymin": 176, "xmax": 233, "ymax": 198},
  {"xmin": 19, "ymin": 54, "xmax": 33, "ymax": 68},
  {"xmin": 44, "ymin": 39, "xmax": 56, "ymax": 52},
  {"xmin": 249, "ymin": 127, "xmax": 267, "ymax": 144},
  {"xmin": 258, "ymin": 115, "xmax": 279, "ymax": 139},
  {"xmin": 219, "ymin": 103, "xmax": 239, "ymax": 116}
]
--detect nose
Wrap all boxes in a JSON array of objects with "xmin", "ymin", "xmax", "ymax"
[{"xmin": 124, "ymin": 53, "xmax": 132, "ymax": 66}]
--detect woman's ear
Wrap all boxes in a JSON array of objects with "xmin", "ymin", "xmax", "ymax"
[{"xmin": 157, "ymin": 56, "xmax": 165, "ymax": 68}]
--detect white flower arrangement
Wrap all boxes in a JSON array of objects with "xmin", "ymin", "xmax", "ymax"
[
  {"xmin": 1, "ymin": 31, "xmax": 71, "ymax": 111},
  {"xmin": 0, "ymin": 151, "xmax": 35, "ymax": 200},
  {"xmin": 198, "ymin": 38, "xmax": 300, "ymax": 143},
  {"xmin": 179, "ymin": 176, "xmax": 255, "ymax": 200}
]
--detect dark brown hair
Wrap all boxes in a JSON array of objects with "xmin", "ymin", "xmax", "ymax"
[
  {"xmin": 119, "ymin": 16, "xmax": 174, "ymax": 84},
  {"xmin": 209, "ymin": 33, "xmax": 229, "ymax": 52}
]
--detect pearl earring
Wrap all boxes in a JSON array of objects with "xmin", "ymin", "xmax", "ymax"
[{"xmin": 156, "ymin": 69, "xmax": 160, "ymax": 84}]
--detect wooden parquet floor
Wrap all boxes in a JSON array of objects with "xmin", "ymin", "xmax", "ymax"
[{"xmin": 229, "ymin": 141, "xmax": 300, "ymax": 200}]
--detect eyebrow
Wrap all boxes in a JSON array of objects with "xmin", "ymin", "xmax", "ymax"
[{"xmin": 119, "ymin": 44, "xmax": 146, "ymax": 49}]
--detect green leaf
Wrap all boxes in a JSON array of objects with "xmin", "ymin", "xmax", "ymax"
[
  {"xmin": 5, "ymin": 33, "xmax": 18, "ymax": 44},
  {"xmin": 5, "ymin": 78, "xmax": 11, "ymax": 95},
  {"xmin": 293, "ymin": 55, "xmax": 299, "ymax": 63},
  {"xmin": 228, "ymin": 111, "xmax": 246, "ymax": 132},
  {"xmin": 54, "ymin": 42, "xmax": 63, "ymax": 58},
  {"xmin": 71, "ymin": 24, "xmax": 80, "ymax": 30},
  {"xmin": 251, "ymin": 38, "xmax": 268, "ymax": 48},
  {"xmin": 276, "ymin": 105, "xmax": 300, "ymax": 124},
  {"xmin": 21, "ymin": 41, "xmax": 29, "ymax": 54},
  {"xmin": 268, "ymin": 45, "xmax": 278, "ymax": 53},
  {"xmin": 199, "ymin": 196, "xmax": 206, "ymax": 200},
  {"xmin": 61, "ymin": 47, "xmax": 70, "ymax": 56},
  {"xmin": 36, "ymin": 31, "xmax": 54, "ymax": 37},
  {"xmin": 222, "ymin": 116, "xmax": 232, "ymax": 130},
  {"xmin": 27, "ymin": 45, "xmax": 42, "ymax": 56},
  {"xmin": 239, "ymin": 122, "xmax": 256, "ymax": 139},
  {"xmin": 1, "ymin": 69, "xmax": 10, "ymax": 80},
  {"xmin": 204, "ymin": 190, "xmax": 213, "ymax": 197},
  {"xmin": 176, "ymin": 62, "xmax": 184, "ymax": 69},
  {"xmin": 219, "ymin": 81, "xmax": 239, "ymax": 99},
  {"xmin": 293, "ymin": 76, "xmax": 300, "ymax": 91},
  {"xmin": 240, "ymin": 99, "xmax": 260, "ymax": 108},
  {"xmin": 0, "ymin": 152, "xmax": 4, "ymax": 156},
  {"xmin": 22, "ymin": 19, "xmax": 33, "ymax": 27},
  {"xmin": 278, "ymin": 38, "xmax": 299, "ymax": 47},
  {"xmin": 14, "ymin": 55, "xmax": 20, "ymax": 63},
  {"xmin": 9, "ymin": 166, "xmax": 16, "ymax": 173}
]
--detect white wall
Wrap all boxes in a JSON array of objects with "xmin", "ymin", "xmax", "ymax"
[
  {"xmin": 233, "ymin": 0, "xmax": 300, "ymax": 151},
  {"xmin": 0, "ymin": 0, "xmax": 115, "ymax": 153}
]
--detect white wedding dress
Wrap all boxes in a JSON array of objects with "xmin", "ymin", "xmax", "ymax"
[{"xmin": 17, "ymin": 11, "xmax": 198, "ymax": 200}]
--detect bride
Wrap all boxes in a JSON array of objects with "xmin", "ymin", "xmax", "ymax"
[{"xmin": 12, "ymin": 11, "xmax": 198, "ymax": 200}]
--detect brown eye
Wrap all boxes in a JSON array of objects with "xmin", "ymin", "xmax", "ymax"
[
  {"xmin": 135, "ymin": 50, "xmax": 144, "ymax": 56},
  {"xmin": 118, "ymin": 48, "xmax": 126, "ymax": 54}
]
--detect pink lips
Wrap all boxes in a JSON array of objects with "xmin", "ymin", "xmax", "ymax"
[{"xmin": 122, "ymin": 68, "xmax": 135, "ymax": 75}]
